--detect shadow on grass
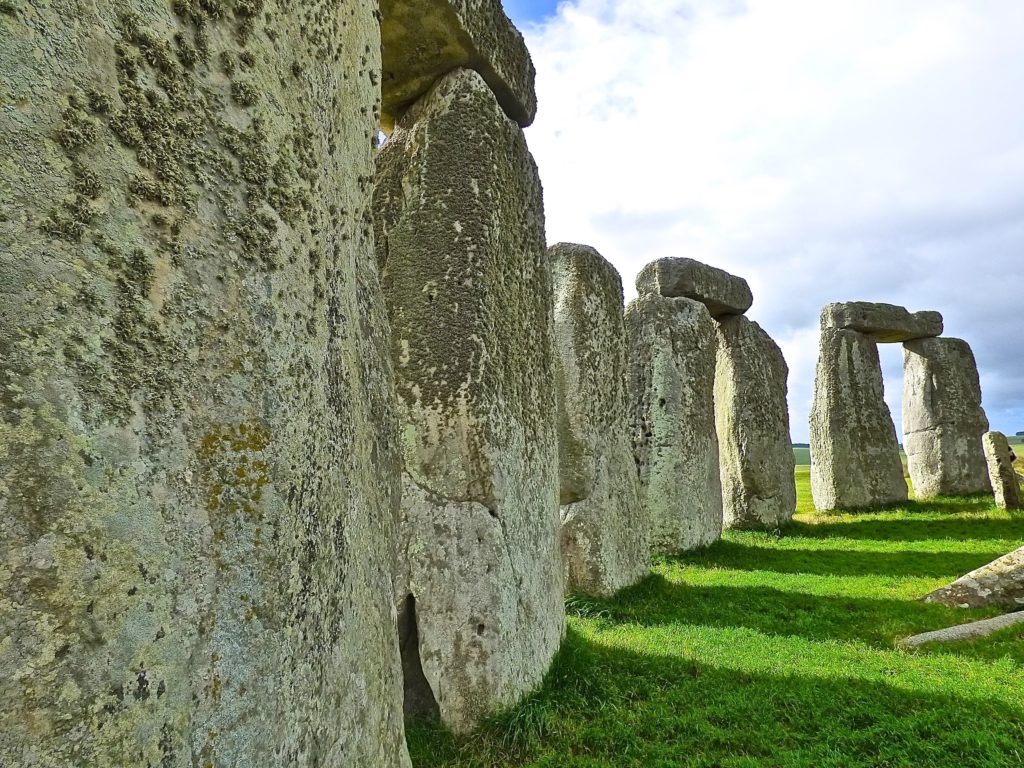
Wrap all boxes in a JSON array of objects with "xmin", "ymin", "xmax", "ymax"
[
  {"xmin": 786, "ymin": 515, "xmax": 1024, "ymax": 543},
  {"xmin": 590, "ymin": 576, "xmax": 997, "ymax": 649},
  {"xmin": 407, "ymin": 628, "xmax": 1024, "ymax": 768},
  {"xmin": 672, "ymin": 539, "xmax": 1009, "ymax": 579}
]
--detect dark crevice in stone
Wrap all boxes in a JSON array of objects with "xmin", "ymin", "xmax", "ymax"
[{"xmin": 398, "ymin": 593, "xmax": 439, "ymax": 723}]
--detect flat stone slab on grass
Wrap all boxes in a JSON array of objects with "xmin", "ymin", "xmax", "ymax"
[
  {"xmin": 635, "ymin": 258, "xmax": 753, "ymax": 317},
  {"xmin": 899, "ymin": 611, "xmax": 1024, "ymax": 649},
  {"xmin": 923, "ymin": 546, "xmax": 1024, "ymax": 611},
  {"xmin": 380, "ymin": 0, "xmax": 536, "ymax": 129},
  {"xmin": 983, "ymin": 431, "xmax": 1022, "ymax": 510},
  {"xmin": 821, "ymin": 301, "xmax": 942, "ymax": 343}
]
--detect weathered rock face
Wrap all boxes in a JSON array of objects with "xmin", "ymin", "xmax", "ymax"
[
  {"xmin": 810, "ymin": 329, "xmax": 908, "ymax": 510},
  {"xmin": 635, "ymin": 257, "xmax": 753, "ymax": 317},
  {"xmin": 983, "ymin": 432, "xmax": 1022, "ymax": 510},
  {"xmin": 923, "ymin": 546, "xmax": 1024, "ymax": 611},
  {"xmin": 821, "ymin": 301, "xmax": 943, "ymax": 343},
  {"xmin": 626, "ymin": 295, "xmax": 723, "ymax": 553},
  {"xmin": 714, "ymin": 316, "xmax": 797, "ymax": 530},
  {"xmin": 374, "ymin": 68, "xmax": 563, "ymax": 732},
  {"xmin": 1, "ymin": 4, "xmax": 409, "ymax": 767},
  {"xmin": 903, "ymin": 337, "xmax": 990, "ymax": 498},
  {"xmin": 379, "ymin": 0, "xmax": 536, "ymax": 129},
  {"xmin": 550, "ymin": 243, "xmax": 649, "ymax": 597}
]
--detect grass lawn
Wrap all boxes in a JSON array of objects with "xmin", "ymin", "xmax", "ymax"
[{"xmin": 407, "ymin": 466, "xmax": 1024, "ymax": 768}]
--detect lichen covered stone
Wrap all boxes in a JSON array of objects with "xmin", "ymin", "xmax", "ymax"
[
  {"xmin": 810, "ymin": 329, "xmax": 908, "ymax": 510},
  {"xmin": 374, "ymin": 68, "xmax": 563, "ymax": 732},
  {"xmin": 550, "ymin": 243, "xmax": 649, "ymax": 597},
  {"xmin": 0, "ymin": 3, "xmax": 409, "ymax": 766},
  {"xmin": 903, "ymin": 337, "xmax": 990, "ymax": 498},
  {"xmin": 821, "ymin": 301, "xmax": 943, "ymax": 343},
  {"xmin": 626, "ymin": 294, "xmax": 723, "ymax": 553},
  {"xmin": 923, "ymin": 546, "xmax": 1024, "ymax": 611},
  {"xmin": 380, "ymin": 0, "xmax": 536, "ymax": 129},
  {"xmin": 983, "ymin": 432, "xmax": 1021, "ymax": 510},
  {"xmin": 635, "ymin": 257, "xmax": 753, "ymax": 317},
  {"xmin": 714, "ymin": 315, "xmax": 797, "ymax": 530}
]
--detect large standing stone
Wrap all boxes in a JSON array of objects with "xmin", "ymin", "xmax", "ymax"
[
  {"xmin": 923, "ymin": 546, "xmax": 1024, "ymax": 611},
  {"xmin": 714, "ymin": 316, "xmax": 797, "ymax": 530},
  {"xmin": 550, "ymin": 243, "xmax": 649, "ymax": 597},
  {"xmin": 635, "ymin": 257, "xmax": 753, "ymax": 317},
  {"xmin": 626, "ymin": 295, "xmax": 723, "ymax": 553},
  {"xmin": 903, "ymin": 338, "xmax": 990, "ymax": 497},
  {"xmin": 810, "ymin": 329, "xmax": 908, "ymax": 510},
  {"xmin": 380, "ymin": 0, "xmax": 536, "ymax": 129},
  {"xmin": 983, "ymin": 432, "xmax": 1022, "ymax": 510},
  {"xmin": 1, "ymin": 4, "xmax": 409, "ymax": 767},
  {"xmin": 374, "ymin": 68, "xmax": 562, "ymax": 733},
  {"xmin": 821, "ymin": 301, "xmax": 943, "ymax": 343}
]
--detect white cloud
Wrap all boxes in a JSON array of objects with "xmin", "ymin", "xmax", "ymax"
[{"xmin": 522, "ymin": 0, "xmax": 1024, "ymax": 441}]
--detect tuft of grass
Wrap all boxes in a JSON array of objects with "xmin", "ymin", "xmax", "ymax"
[{"xmin": 408, "ymin": 471, "xmax": 1024, "ymax": 768}]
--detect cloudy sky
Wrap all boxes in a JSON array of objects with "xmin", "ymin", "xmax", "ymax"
[{"xmin": 503, "ymin": 0, "xmax": 1024, "ymax": 442}]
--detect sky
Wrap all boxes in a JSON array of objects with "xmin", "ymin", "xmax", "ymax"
[{"xmin": 506, "ymin": 0, "xmax": 1024, "ymax": 442}]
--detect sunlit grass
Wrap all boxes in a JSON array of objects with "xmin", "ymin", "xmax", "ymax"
[{"xmin": 408, "ymin": 469, "xmax": 1024, "ymax": 768}]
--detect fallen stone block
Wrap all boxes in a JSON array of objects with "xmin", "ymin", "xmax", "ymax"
[
  {"xmin": 899, "ymin": 611, "xmax": 1024, "ymax": 649},
  {"xmin": 635, "ymin": 258, "xmax": 753, "ymax": 317},
  {"xmin": 923, "ymin": 546, "xmax": 1024, "ymax": 611},
  {"xmin": 821, "ymin": 301, "xmax": 942, "ymax": 343},
  {"xmin": 551, "ymin": 243, "xmax": 649, "ymax": 597},
  {"xmin": 810, "ymin": 328, "xmax": 908, "ymax": 510},
  {"xmin": 903, "ymin": 337, "xmax": 990, "ymax": 497},
  {"xmin": 983, "ymin": 432, "xmax": 1022, "ymax": 510},
  {"xmin": 626, "ymin": 294, "xmax": 723, "ymax": 553},
  {"xmin": 374, "ymin": 68, "xmax": 562, "ymax": 732},
  {"xmin": 715, "ymin": 315, "xmax": 797, "ymax": 530},
  {"xmin": 380, "ymin": 0, "xmax": 537, "ymax": 129}
]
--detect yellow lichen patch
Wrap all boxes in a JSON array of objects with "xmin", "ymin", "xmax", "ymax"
[{"xmin": 198, "ymin": 422, "xmax": 271, "ymax": 521}]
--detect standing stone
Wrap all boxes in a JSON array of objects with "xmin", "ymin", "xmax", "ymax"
[
  {"xmin": 714, "ymin": 316, "xmax": 797, "ymax": 530},
  {"xmin": 626, "ymin": 295, "xmax": 723, "ymax": 553},
  {"xmin": 635, "ymin": 257, "xmax": 753, "ymax": 317},
  {"xmin": 374, "ymin": 68, "xmax": 562, "ymax": 733},
  {"xmin": 923, "ymin": 546, "xmax": 1024, "ymax": 611},
  {"xmin": 550, "ymin": 243, "xmax": 649, "ymax": 597},
  {"xmin": 903, "ymin": 338, "xmax": 990, "ymax": 497},
  {"xmin": 983, "ymin": 432, "xmax": 1022, "ymax": 510},
  {"xmin": 0, "ymin": 4, "xmax": 408, "ymax": 767},
  {"xmin": 810, "ymin": 329, "xmax": 908, "ymax": 510}
]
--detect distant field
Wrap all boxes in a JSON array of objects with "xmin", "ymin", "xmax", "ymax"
[{"xmin": 793, "ymin": 446, "xmax": 810, "ymax": 465}]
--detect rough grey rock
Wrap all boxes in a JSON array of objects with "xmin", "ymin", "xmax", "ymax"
[
  {"xmin": 923, "ymin": 547, "xmax": 1024, "ymax": 610},
  {"xmin": 0, "ymin": 4, "xmax": 409, "ymax": 767},
  {"xmin": 983, "ymin": 432, "xmax": 1022, "ymax": 510},
  {"xmin": 899, "ymin": 611, "xmax": 1024, "ymax": 649},
  {"xmin": 380, "ymin": 0, "xmax": 536, "ymax": 129},
  {"xmin": 635, "ymin": 258, "xmax": 753, "ymax": 317},
  {"xmin": 626, "ymin": 295, "xmax": 723, "ymax": 553},
  {"xmin": 902, "ymin": 337, "xmax": 990, "ymax": 498},
  {"xmin": 714, "ymin": 316, "xmax": 797, "ymax": 530},
  {"xmin": 550, "ymin": 243, "xmax": 649, "ymax": 597},
  {"xmin": 821, "ymin": 301, "xmax": 943, "ymax": 343},
  {"xmin": 374, "ymin": 69, "xmax": 563, "ymax": 733},
  {"xmin": 810, "ymin": 329, "xmax": 908, "ymax": 510}
]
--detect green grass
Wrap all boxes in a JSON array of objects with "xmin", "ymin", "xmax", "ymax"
[{"xmin": 408, "ymin": 467, "xmax": 1024, "ymax": 768}]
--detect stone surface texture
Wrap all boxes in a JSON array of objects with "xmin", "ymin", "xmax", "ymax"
[
  {"xmin": 550, "ymin": 243, "xmax": 649, "ymax": 597},
  {"xmin": 900, "ymin": 611, "xmax": 1024, "ymax": 649},
  {"xmin": 923, "ymin": 547, "xmax": 1024, "ymax": 611},
  {"xmin": 0, "ymin": 3, "xmax": 409, "ymax": 767},
  {"xmin": 810, "ymin": 329, "xmax": 908, "ymax": 510},
  {"xmin": 626, "ymin": 294, "xmax": 723, "ymax": 553},
  {"xmin": 821, "ymin": 301, "xmax": 943, "ymax": 343},
  {"xmin": 902, "ymin": 337, "xmax": 990, "ymax": 498},
  {"xmin": 380, "ymin": 0, "xmax": 536, "ymax": 129},
  {"xmin": 983, "ymin": 432, "xmax": 1022, "ymax": 510},
  {"xmin": 374, "ymin": 68, "xmax": 563, "ymax": 733},
  {"xmin": 714, "ymin": 316, "xmax": 797, "ymax": 530},
  {"xmin": 635, "ymin": 257, "xmax": 753, "ymax": 317}
]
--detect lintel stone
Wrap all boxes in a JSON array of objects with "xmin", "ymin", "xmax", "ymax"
[
  {"xmin": 821, "ymin": 301, "xmax": 942, "ymax": 343},
  {"xmin": 380, "ymin": 0, "xmax": 537, "ymax": 129},
  {"xmin": 635, "ymin": 258, "xmax": 753, "ymax": 317}
]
